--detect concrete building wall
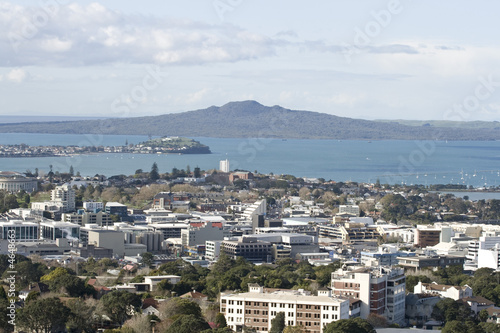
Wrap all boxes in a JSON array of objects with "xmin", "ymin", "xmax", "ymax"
[{"xmin": 88, "ymin": 230, "xmax": 125, "ymax": 257}]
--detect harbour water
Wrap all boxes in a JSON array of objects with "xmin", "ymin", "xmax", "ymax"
[{"xmin": 1, "ymin": 133, "xmax": 500, "ymax": 187}]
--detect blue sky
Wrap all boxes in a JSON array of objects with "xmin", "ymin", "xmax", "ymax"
[{"xmin": 1, "ymin": 0, "xmax": 500, "ymax": 121}]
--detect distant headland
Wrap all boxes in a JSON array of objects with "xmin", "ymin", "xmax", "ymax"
[{"xmin": 0, "ymin": 136, "xmax": 211, "ymax": 158}]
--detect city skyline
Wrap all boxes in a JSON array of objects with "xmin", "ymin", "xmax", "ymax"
[{"xmin": 1, "ymin": 1, "xmax": 499, "ymax": 121}]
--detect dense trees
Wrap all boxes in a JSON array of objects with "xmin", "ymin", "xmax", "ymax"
[
  {"xmin": 17, "ymin": 297, "xmax": 71, "ymax": 333},
  {"xmin": 165, "ymin": 314, "xmax": 210, "ymax": 333},
  {"xmin": 324, "ymin": 318, "xmax": 376, "ymax": 333},
  {"xmin": 431, "ymin": 298, "xmax": 474, "ymax": 323},
  {"xmin": 101, "ymin": 290, "xmax": 142, "ymax": 326}
]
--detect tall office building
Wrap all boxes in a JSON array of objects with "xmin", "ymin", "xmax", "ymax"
[{"xmin": 220, "ymin": 159, "xmax": 230, "ymax": 172}]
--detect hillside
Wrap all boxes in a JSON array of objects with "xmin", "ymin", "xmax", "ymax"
[{"xmin": 0, "ymin": 101, "xmax": 499, "ymax": 140}]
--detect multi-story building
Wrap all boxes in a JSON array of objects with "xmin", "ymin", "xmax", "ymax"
[
  {"xmin": 338, "ymin": 205, "xmax": 360, "ymax": 217},
  {"xmin": 478, "ymin": 244, "xmax": 500, "ymax": 270},
  {"xmin": 51, "ymin": 185, "xmax": 76, "ymax": 213},
  {"xmin": 319, "ymin": 223, "xmax": 381, "ymax": 242},
  {"xmin": 414, "ymin": 226, "xmax": 441, "ymax": 248},
  {"xmin": 221, "ymin": 284, "xmax": 350, "ymax": 333},
  {"xmin": 152, "ymin": 192, "xmax": 191, "ymax": 210},
  {"xmin": 205, "ymin": 240, "xmax": 223, "ymax": 261},
  {"xmin": 63, "ymin": 211, "xmax": 113, "ymax": 227},
  {"xmin": 149, "ymin": 223, "xmax": 189, "ymax": 240},
  {"xmin": 105, "ymin": 202, "xmax": 129, "ymax": 221},
  {"xmin": 83, "ymin": 201, "xmax": 104, "ymax": 212},
  {"xmin": 181, "ymin": 222, "xmax": 226, "ymax": 247},
  {"xmin": 88, "ymin": 229, "xmax": 125, "ymax": 257},
  {"xmin": 397, "ymin": 253, "xmax": 465, "ymax": 271},
  {"xmin": 0, "ymin": 171, "xmax": 38, "ymax": 192},
  {"xmin": 220, "ymin": 159, "xmax": 230, "ymax": 173},
  {"xmin": 125, "ymin": 231, "xmax": 163, "ymax": 253},
  {"xmin": 414, "ymin": 281, "xmax": 473, "ymax": 300},
  {"xmin": 330, "ymin": 266, "xmax": 406, "ymax": 325},
  {"xmin": 40, "ymin": 221, "xmax": 80, "ymax": 241},
  {"xmin": 0, "ymin": 220, "xmax": 39, "ymax": 242},
  {"xmin": 221, "ymin": 237, "xmax": 273, "ymax": 263},
  {"xmin": 468, "ymin": 234, "xmax": 500, "ymax": 267}
]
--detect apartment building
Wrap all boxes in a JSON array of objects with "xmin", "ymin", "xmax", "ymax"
[
  {"xmin": 221, "ymin": 284, "xmax": 350, "ymax": 333},
  {"xmin": 414, "ymin": 226, "xmax": 441, "ymax": 247},
  {"xmin": 51, "ymin": 185, "xmax": 76, "ymax": 213},
  {"xmin": 414, "ymin": 281, "xmax": 472, "ymax": 300},
  {"xmin": 338, "ymin": 205, "xmax": 360, "ymax": 216},
  {"xmin": 181, "ymin": 221, "xmax": 227, "ymax": 247},
  {"xmin": 63, "ymin": 211, "xmax": 113, "ymax": 227},
  {"xmin": 330, "ymin": 266, "xmax": 406, "ymax": 325}
]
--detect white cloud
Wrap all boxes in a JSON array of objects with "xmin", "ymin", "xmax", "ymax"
[
  {"xmin": 0, "ymin": 2, "xmax": 277, "ymax": 67},
  {"xmin": 5, "ymin": 68, "xmax": 30, "ymax": 83}
]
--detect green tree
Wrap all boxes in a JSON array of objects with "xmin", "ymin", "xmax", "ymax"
[
  {"xmin": 479, "ymin": 309, "xmax": 489, "ymax": 323},
  {"xmin": 215, "ymin": 312, "xmax": 227, "ymax": 328},
  {"xmin": 324, "ymin": 318, "xmax": 376, "ymax": 333},
  {"xmin": 432, "ymin": 298, "xmax": 473, "ymax": 324},
  {"xmin": 405, "ymin": 275, "xmax": 432, "ymax": 293},
  {"xmin": 283, "ymin": 326, "xmax": 305, "ymax": 333},
  {"xmin": 166, "ymin": 314, "xmax": 210, "ymax": 333},
  {"xmin": 66, "ymin": 298, "xmax": 96, "ymax": 333},
  {"xmin": 159, "ymin": 298, "xmax": 203, "ymax": 319},
  {"xmin": 101, "ymin": 290, "xmax": 142, "ymax": 326},
  {"xmin": 18, "ymin": 297, "xmax": 71, "ymax": 333},
  {"xmin": 7, "ymin": 260, "xmax": 48, "ymax": 288},
  {"xmin": 150, "ymin": 162, "xmax": 160, "ymax": 181},
  {"xmin": 49, "ymin": 274, "xmax": 94, "ymax": 297},
  {"xmin": 141, "ymin": 252, "xmax": 154, "ymax": 267},
  {"xmin": 194, "ymin": 167, "xmax": 201, "ymax": 178},
  {"xmin": 40, "ymin": 266, "xmax": 72, "ymax": 282},
  {"xmin": 480, "ymin": 322, "xmax": 500, "ymax": 333},
  {"xmin": 270, "ymin": 312, "xmax": 285, "ymax": 333},
  {"xmin": 441, "ymin": 320, "xmax": 469, "ymax": 333}
]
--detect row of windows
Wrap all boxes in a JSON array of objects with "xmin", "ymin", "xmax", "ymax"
[
  {"xmin": 245, "ymin": 318, "xmax": 269, "ymax": 323},
  {"xmin": 246, "ymin": 310, "xmax": 269, "ymax": 315},
  {"xmin": 245, "ymin": 301, "xmax": 269, "ymax": 306}
]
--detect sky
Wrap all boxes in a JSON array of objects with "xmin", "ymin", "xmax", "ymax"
[{"xmin": 1, "ymin": 0, "xmax": 500, "ymax": 121}]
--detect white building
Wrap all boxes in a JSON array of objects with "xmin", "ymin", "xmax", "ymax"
[
  {"xmin": 205, "ymin": 240, "xmax": 223, "ymax": 261},
  {"xmin": 221, "ymin": 284, "xmax": 350, "ymax": 333},
  {"xmin": 51, "ymin": 185, "xmax": 76, "ymax": 212},
  {"xmin": 83, "ymin": 201, "xmax": 104, "ymax": 212},
  {"xmin": 478, "ymin": 244, "xmax": 500, "ymax": 270},
  {"xmin": 40, "ymin": 221, "xmax": 80, "ymax": 241},
  {"xmin": 338, "ymin": 205, "xmax": 360, "ymax": 216},
  {"xmin": 220, "ymin": 159, "xmax": 230, "ymax": 173},
  {"xmin": 144, "ymin": 275, "xmax": 181, "ymax": 291},
  {"xmin": 181, "ymin": 221, "xmax": 227, "ymax": 247},
  {"xmin": 470, "ymin": 235, "xmax": 500, "ymax": 269},
  {"xmin": 0, "ymin": 171, "xmax": 38, "ymax": 192},
  {"xmin": 331, "ymin": 266, "xmax": 406, "ymax": 325},
  {"xmin": 414, "ymin": 281, "xmax": 473, "ymax": 300},
  {"xmin": 240, "ymin": 199, "xmax": 267, "ymax": 220}
]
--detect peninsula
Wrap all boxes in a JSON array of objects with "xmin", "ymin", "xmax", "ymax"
[{"xmin": 0, "ymin": 136, "xmax": 211, "ymax": 157}]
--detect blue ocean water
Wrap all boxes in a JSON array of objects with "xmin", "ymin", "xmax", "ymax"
[{"xmin": 1, "ymin": 133, "xmax": 500, "ymax": 187}]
